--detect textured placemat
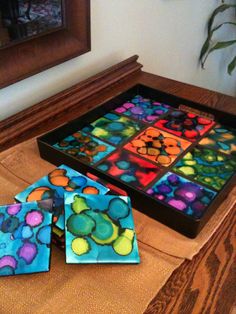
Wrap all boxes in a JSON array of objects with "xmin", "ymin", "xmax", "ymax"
[
  {"xmin": 0, "ymin": 243, "xmax": 182, "ymax": 314},
  {"xmin": 0, "ymin": 138, "xmax": 234, "ymax": 314}
]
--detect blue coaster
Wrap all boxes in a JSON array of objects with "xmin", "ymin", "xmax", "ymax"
[
  {"xmin": 65, "ymin": 193, "xmax": 140, "ymax": 264},
  {"xmin": 0, "ymin": 200, "xmax": 53, "ymax": 276},
  {"xmin": 15, "ymin": 165, "xmax": 109, "ymax": 230}
]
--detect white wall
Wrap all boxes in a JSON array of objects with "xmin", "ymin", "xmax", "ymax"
[{"xmin": 0, "ymin": 0, "xmax": 235, "ymax": 120}]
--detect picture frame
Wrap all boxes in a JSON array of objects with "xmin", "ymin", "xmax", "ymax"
[{"xmin": 0, "ymin": 0, "xmax": 90, "ymax": 88}]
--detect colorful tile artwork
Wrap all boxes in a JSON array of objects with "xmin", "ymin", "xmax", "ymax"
[
  {"xmin": 124, "ymin": 127, "xmax": 191, "ymax": 167},
  {"xmin": 146, "ymin": 172, "xmax": 216, "ymax": 218},
  {"xmin": 15, "ymin": 165, "xmax": 109, "ymax": 231},
  {"xmin": 82, "ymin": 112, "xmax": 142, "ymax": 145},
  {"xmin": 115, "ymin": 95, "xmax": 171, "ymax": 123},
  {"xmin": 199, "ymin": 124, "xmax": 236, "ymax": 155},
  {"xmin": 173, "ymin": 147, "xmax": 236, "ymax": 191},
  {"xmin": 65, "ymin": 193, "xmax": 140, "ymax": 263},
  {"xmin": 53, "ymin": 131, "xmax": 115, "ymax": 164},
  {"xmin": 0, "ymin": 200, "xmax": 53, "ymax": 276},
  {"xmin": 155, "ymin": 110, "xmax": 215, "ymax": 141},
  {"xmin": 97, "ymin": 150, "xmax": 160, "ymax": 188}
]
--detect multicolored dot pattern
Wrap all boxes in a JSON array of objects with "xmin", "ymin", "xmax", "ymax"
[
  {"xmin": 124, "ymin": 127, "xmax": 191, "ymax": 167},
  {"xmin": 146, "ymin": 172, "xmax": 217, "ymax": 218},
  {"xmin": 48, "ymin": 94, "xmax": 235, "ymax": 224},
  {"xmin": 97, "ymin": 150, "xmax": 160, "ymax": 189},
  {"xmin": 173, "ymin": 147, "xmax": 236, "ymax": 190},
  {"xmin": 199, "ymin": 123, "xmax": 236, "ymax": 155},
  {"xmin": 53, "ymin": 131, "xmax": 115, "ymax": 164},
  {"xmin": 15, "ymin": 165, "xmax": 109, "ymax": 231},
  {"xmin": 115, "ymin": 95, "xmax": 171, "ymax": 123},
  {"xmin": 65, "ymin": 193, "xmax": 140, "ymax": 263},
  {"xmin": 0, "ymin": 200, "xmax": 53, "ymax": 276},
  {"xmin": 155, "ymin": 110, "xmax": 215, "ymax": 141},
  {"xmin": 82, "ymin": 112, "xmax": 143, "ymax": 145}
]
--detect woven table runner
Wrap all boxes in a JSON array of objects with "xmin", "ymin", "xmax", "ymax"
[{"xmin": 0, "ymin": 139, "xmax": 235, "ymax": 314}]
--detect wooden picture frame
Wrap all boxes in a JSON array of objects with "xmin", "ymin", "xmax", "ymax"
[{"xmin": 0, "ymin": 0, "xmax": 91, "ymax": 88}]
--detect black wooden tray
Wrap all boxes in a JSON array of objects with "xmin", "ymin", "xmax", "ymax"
[{"xmin": 37, "ymin": 84, "xmax": 236, "ymax": 238}]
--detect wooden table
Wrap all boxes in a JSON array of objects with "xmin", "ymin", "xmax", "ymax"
[
  {"xmin": 0, "ymin": 56, "xmax": 235, "ymax": 314},
  {"xmin": 145, "ymin": 201, "xmax": 236, "ymax": 314}
]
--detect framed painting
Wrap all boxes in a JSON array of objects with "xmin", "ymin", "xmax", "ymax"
[{"xmin": 0, "ymin": 0, "xmax": 90, "ymax": 88}]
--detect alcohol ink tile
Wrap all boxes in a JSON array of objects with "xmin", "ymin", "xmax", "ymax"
[
  {"xmin": 155, "ymin": 110, "xmax": 214, "ymax": 141},
  {"xmin": 65, "ymin": 193, "xmax": 140, "ymax": 264},
  {"xmin": 173, "ymin": 147, "xmax": 236, "ymax": 190},
  {"xmin": 199, "ymin": 123, "xmax": 236, "ymax": 155},
  {"xmin": 53, "ymin": 131, "xmax": 115, "ymax": 164},
  {"xmin": 0, "ymin": 200, "xmax": 53, "ymax": 276},
  {"xmin": 146, "ymin": 172, "xmax": 216, "ymax": 218},
  {"xmin": 82, "ymin": 112, "xmax": 142, "ymax": 145},
  {"xmin": 115, "ymin": 95, "xmax": 171, "ymax": 123},
  {"xmin": 96, "ymin": 150, "xmax": 160, "ymax": 189},
  {"xmin": 124, "ymin": 127, "xmax": 191, "ymax": 167}
]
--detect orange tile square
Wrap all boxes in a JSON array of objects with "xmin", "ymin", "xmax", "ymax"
[{"xmin": 124, "ymin": 127, "xmax": 191, "ymax": 167}]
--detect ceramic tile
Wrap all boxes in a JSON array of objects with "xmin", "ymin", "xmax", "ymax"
[
  {"xmin": 124, "ymin": 127, "xmax": 191, "ymax": 167},
  {"xmin": 65, "ymin": 193, "xmax": 140, "ymax": 263},
  {"xmin": 199, "ymin": 123, "xmax": 236, "ymax": 155},
  {"xmin": 155, "ymin": 110, "xmax": 215, "ymax": 141},
  {"xmin": 115, "ymin": 95, "xmax": 170, "ymax": 123},
  {"xmin": 173, "ymin": 147, "xmax": 236, "ymax": 190},
  {"xmin": 0, "ymin": 200, "xmax": 53, "ymax": 276},
  {"xmin": 82, "ymin": 112, "xmax": 142, "ymax": 145},
  {"xmin": 146, "ymin": 172, "xmax": 216, "ymax": 218},
  {"xmin": 53, "ymin": 131, "xmax": 115, "ymax": 164},
  {"xmin": 97, "ymin": 150, "xmax": 160, "ymax": 189}
]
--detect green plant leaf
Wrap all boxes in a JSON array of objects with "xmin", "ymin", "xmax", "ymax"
[
  {"xmin": 200, "ymin": 40, "xmax": 211, "ymax": 65},
  {"xmin": 228, "ymin": 56, "xmax": 236, "ymax": 75},
  {"xmin": 207, "ymin": 4, "xmax": 236, "ymax": 35},
  {"xmin": 200, "ymin": 22, "xmax": 236, "ymax": 65},
  {"xmin": 209, "ymin": 40, "xmax": 236, "ymax": 53},
  {"xmin": 200, "ymin": 2, "xmax": 236, "ymax": 75},
  {"xmin": 201, "ymin": 40, "xmax": 236, "ymax": 69},
  {"xmin": 212, "ymin": 22, "xmax": 236, "ymax": 32}
]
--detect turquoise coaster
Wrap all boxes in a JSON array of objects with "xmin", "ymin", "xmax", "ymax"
[
  {"xmin": 0, "ymin": 200, "xmax": 53, "ymax": 276},
  {"xmin": 65, "ymin": 193, "xmax": 140, "ymax": 264},
  {"xmin": 15, "ymin": 164, "xmax": 109, "ymax": 230}
]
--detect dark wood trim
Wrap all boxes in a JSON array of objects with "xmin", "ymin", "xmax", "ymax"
[
  {"xmin": 0, "ymin": 0, "xmax": 91, "ymax": 88},
  {"xmin": 0, "ymin": 55, "xmax": 143, "ymax": 151}
]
